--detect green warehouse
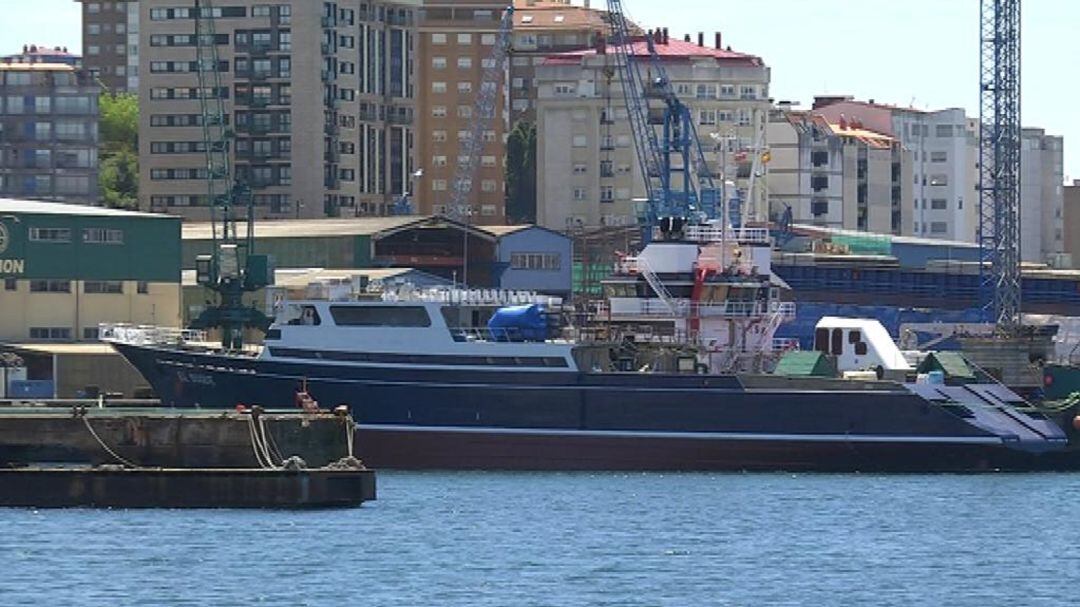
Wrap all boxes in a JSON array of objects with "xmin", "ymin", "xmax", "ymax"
[{"xmin": 0, "ymin": 198, "xmax": 182, "ymax": 342}]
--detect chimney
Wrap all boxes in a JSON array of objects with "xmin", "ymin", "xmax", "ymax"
[
  {"xmin": 683, "ymin": 34, "xmax": 691, "ymax": 42},
  {"xmin": 662, "ymin": 27, "xmax": 669, "ymax": 45},
  {"xmin": 715, "ymin": 32, "xmax": 722, "ymax": 49},
  {"xmin": 697, "ymin": 32, "xmax": 704, "ymax": 47}
]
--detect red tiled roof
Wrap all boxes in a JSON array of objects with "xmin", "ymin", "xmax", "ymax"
[{"xmin": 544, "ymin": 37, "xmax": 763, "ymax": 66}]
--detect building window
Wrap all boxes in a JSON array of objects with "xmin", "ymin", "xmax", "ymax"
[
  {"xmin": 83, "ymin": 327, "xmax": 101, "ymax": 340},
  {"xmin": 28, "ymin": 228, "xmax": 71, "ymax": 243},
  {"xmin": 929, "ymin": 174, "xmax": 948, "ymax": 186},
  {"xmin": 82, "ymin": 228, "xmax": 124, "ymax": 244},
  {"xmin": 137, "ymin": 281, "xmax": 149, "ymax": 295},
  {"xmin": 573, "ymin": 188, "xmax": 587, "ymax": 201},
  {"xmin": 510, "ymin": 253, "xmax": 561, "ymax": 270},
  {"xmin": 457, "ymin": 33, "xmax": 472, "ymax": 45},
  {"xmin": 930, "ymin": 222, "xmax": 948, "ymax": 234},
  {"xmin": 432, "ymin": 33, "xmax": 447, "ymax": 44},
  {"xmin": 29, "ymin": 280, "xmax": 71, "ymax": 293},
  {"xmin": 930, "ymin": 199, "xmax": 948, "ymax": 210},
  {"xmin": 4, "ymin": 278, "xmax": 16, "ymax": 291},
  {"xmin": 30, "ymin": 327, "xmax": 72, "ymax": 340},
  {"xmin": 930, "ymin": 151, "xmax": 948, "ymax": 163},
  {"xmin": 432, "ymin": 81, "xmax": 447, "ymax": 93},
  {"xmin": 457, "ymin": 57, "xmax": 472, "ymax": 69},
  {"xmin": 432, "ymin": 105, "xmax": 447, "ymax": 117},
  {"xmin": 432, "ymin": 56, "xmax": 447, "ymax": 69},
  {"xmin": 572, "ymin": 135, "xmax": 587, "ymax": 148},
  {"xmin": 84, "ymin": 281, "xmax": 124, "ymax": 294}
]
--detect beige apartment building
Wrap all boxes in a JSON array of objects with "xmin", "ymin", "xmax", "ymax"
[
  {"xmin": 138, "ymin": 0, "xmax": 419, "ymax": 221},
  {"xmin": 509, "ymin": 0, "xmax": 609, "ymax": 125},
  {"xmin": 1065, "ymin": 180, "xmax": 1080, "ymax": 269},
  {"xmin": 534, "ymin": 34, "xmax": 771, "ymax": 231},
  {"xmin": 767, "ymin": 106, "xmax": 913, "ymax": 235},
  {"xmin": 76, "ymin": 0, "xmax": 140, "ymax": 93},
  {"xmin": 414, "ymin": 0, "xmax": 509, "ymax": 224}
]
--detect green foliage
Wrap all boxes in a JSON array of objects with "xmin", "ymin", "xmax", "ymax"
[
  {"xmin": 98, "ymin": 92, "xmax": 139, "ymax": 208},
  {"xmin": 505, "ymin": 120, "xmax": 537, "ymax": 224},
  {"xmin": 99, "ymin": 150, "xmax": 139, "ymax": 209}
]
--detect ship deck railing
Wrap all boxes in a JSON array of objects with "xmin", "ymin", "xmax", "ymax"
[
  {"xmin": 597, "ymin": 299, "xmax": 796, "ymax": 320},
  {"xmin": 684, "ymin": 225, "xmax": 771, "ymax": 245},
  {"xmin": 448, "ymin": 327, "xmax": 565, "ymax": 344},
  {"xmin": 98, "ymin": 323, "xmax": 209, "ymax": 348}
]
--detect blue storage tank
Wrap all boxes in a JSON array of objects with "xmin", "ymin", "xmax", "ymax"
[
  {"xmin": 487, "ymin": 304, "xmax": 549, "ymax": 342},
  {"xmin": 8, "ymin": 380, "xmax": 55, "ymax": 400}
]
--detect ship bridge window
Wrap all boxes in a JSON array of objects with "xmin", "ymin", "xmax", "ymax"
[
  {"xmin": 330, "ymin": 305, "xmax": 432, "ymax": 328},
  {"xmin": 814, "ymin": 328, "xmax": 829, "ymax": 353},
  {"xmin": 285, "ymin": 304, "xmax": 321, "ymax": 326},
  {"xmin": 831, "ymin": 329, "xmax": 844, "ymax": 356}
]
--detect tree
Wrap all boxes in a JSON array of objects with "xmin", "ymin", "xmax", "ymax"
[
  {"xmin": 99, "ymin": 150, "xmax": 139, "ymax": 209},
  {"xmin": 505, "ymin": 120, "xmax": 537, "ymax": 224},
  {"xmin": 98, "ymin": 92, "xmax": 139, "ymax": 208}
]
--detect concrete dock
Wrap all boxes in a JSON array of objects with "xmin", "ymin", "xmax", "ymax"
[
  {"xmin": 0, "ymin": 467, "xmax": 375, "ymax": 509},
  {"xmin": 0, "ymin": 405, "xmax": 354, "ymax": 468},
  {"xmin": 0, "ymin": 404, "xmax": 377, "ymax": 508}
]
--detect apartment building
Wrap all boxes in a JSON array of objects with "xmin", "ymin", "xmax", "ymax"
[
  {"xmin": 415, "ymin": 0, "xmax": 510, "ymax": 224},
  {"xmin": 811, "ymin": 96, "xmax": 1066, "ymax": 263},
  {"xmin": 76, "ymin": 0, "xmax": 140, "ymax": 92},
  {"xmin": 534, "ymin": 34, "xmax": 771, "ymax": 231},
  {"xmin": 767, "ymin": 107, "xmax": 912, "ymax": 234},
  {"xmin": 811, "ymin": 99, "xmax": 976, "ymax": 243},
  {"xmin": 138, "ymin": 0, "xmax": 419, "ymax": 221},
  {"xmin": 510, "ymin": 0, "xmax": 609, "ymax": 125},
  {"xmin": 2, "ymin": 45, "xmax": 82, "ymax": 68},
  {"xmin": 0, "ymin": 64, "xmax": 100, "ymax": 205},
  {"xmin": 1065, "ymin": 180, "xmax": 1080, "ymax": 269},
  {"xmin": 1019, "ymin": 128, "xmax": 1065, "ymax": 265}
]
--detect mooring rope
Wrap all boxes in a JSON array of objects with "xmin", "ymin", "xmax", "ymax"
[
  {"xmin": 81, "ymin": 414, "xmax": 139, "ymax": 468},
  {"xmin": 246, "ymin": 414, "xmax": 271, "ymax": 469}
]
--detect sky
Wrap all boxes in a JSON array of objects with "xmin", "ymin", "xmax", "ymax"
[{"xmin": 0, "ymin": 0, "xmax": 1075, "ymax": 180}]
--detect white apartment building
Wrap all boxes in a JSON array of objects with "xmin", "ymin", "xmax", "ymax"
[
  {"xmin": 534, "ymin": 34, "xmax": 771, "ymax": 231},
  {"xmin": 812, "ymin": 97, "xmax": 1065, "ymax": 263},
  {"xmin": 767, "ymin": 107, "xmax": 912, "ymax": 234},
  {"xmin": 1019, "ymin": 128, "xmax": 1065, "ymax": 264}
]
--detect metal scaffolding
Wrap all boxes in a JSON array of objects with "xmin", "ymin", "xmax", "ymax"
[{"xmin": 978, "ymin": 0, "xmax": 1022, "ymax": 333}]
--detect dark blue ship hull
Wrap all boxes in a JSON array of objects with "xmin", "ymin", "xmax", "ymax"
[{"xmin": 110, "ymin": 342, "xmax": 1069, "ymax": 471}]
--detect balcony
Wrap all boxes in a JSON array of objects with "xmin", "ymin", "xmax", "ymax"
[
  {"xmin": 249, "ymin": 43, "xmax": 272, "ymax": 57},
  {"xmin": 324, "ymin": 122, "xmax": 340, "ymax": 136},
  {"xmin": 250, "ymin": 70, "xmax": 272, "ymax": 81}
]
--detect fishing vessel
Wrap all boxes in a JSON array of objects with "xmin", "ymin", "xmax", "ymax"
[{"xmin": 103, "ymin": 222, "xmax": 1070, "ymax": 471}]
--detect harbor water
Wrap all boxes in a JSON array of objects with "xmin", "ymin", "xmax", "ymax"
[{"xmin": 2, "ymin": 471, "xmax": 1079, "ymax": 606}]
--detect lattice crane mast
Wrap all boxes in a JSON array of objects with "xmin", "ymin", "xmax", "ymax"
[
  {"xmin": 978, "ymin": 0, "xmax": 1022, "ymax": 334},
  {"xmin": 448, "ymin": 6, "xmax": 515, "ymax": 218},
  {"xmin": 190, "ymin": 0, "xmax": 273, "ymax": 350},
  {"xmin": 605, "ymin": 0, "xmax": 721, "ymax": 241}
]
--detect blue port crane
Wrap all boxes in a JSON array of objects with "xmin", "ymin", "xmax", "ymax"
[
  {"xmin": 605, "ymin": 0, "xmax": 721, "ymax": 241},
  {"xmin": 189, "ymin": 0, "xmax": 274, "ymax": 349},
  {"xmin": 978, "ymin": 0, "xmax": 1022, "ymax": 333},
  {"xmin": 447, "ymin": 6, "xmax": 515, "ymax": 219}
]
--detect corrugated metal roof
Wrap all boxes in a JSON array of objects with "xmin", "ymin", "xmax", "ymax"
[
  {"xmin": 181, "ymin": 215, "xmax": 554, "ymax": 241},
  {"xmin": 0, "ymin": 198, "xmax": 170, "ymax": 219},
  {"xmin": 181, "ymin": 267, "xmax": 446, "ymax": 288}
]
